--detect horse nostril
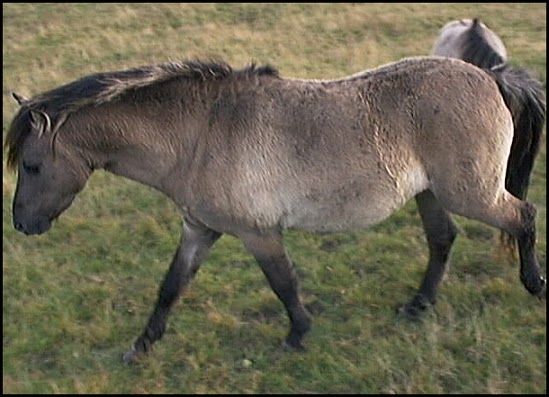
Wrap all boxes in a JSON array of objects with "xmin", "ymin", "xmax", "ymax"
[{"xmin": 14, "ymin": 222, "xmax": 25, "ymax": 233}]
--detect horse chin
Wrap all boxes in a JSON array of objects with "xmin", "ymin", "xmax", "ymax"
[{"xmin": 19, "ymin": 196, "xmax": 75, "ymax": 235}]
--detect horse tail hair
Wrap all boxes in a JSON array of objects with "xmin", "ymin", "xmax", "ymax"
[{"xmin": 487, "ymin": 63, "xmax": 546, "ymax": 254}]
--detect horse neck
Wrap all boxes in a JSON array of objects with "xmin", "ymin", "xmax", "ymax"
[{"xmin": 66, "ymin": 104, "xmax": 194, "ymax": 194}]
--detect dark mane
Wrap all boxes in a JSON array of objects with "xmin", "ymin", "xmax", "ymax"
[
  {"xmin": 461, "ymin": 18, "xmax": 507, "ymax": 69},
  {"xmin": 4, "ymin": 60, "xmax": 279, "ymax": 171},
  {"xmin": 25, "ymin": 60, "xmax": 279, "ymax": 114}
]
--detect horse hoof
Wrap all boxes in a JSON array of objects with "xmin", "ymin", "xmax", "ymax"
[
  {"xmin": 397, "ymin": 305, "xmax": 424, "ymax": 322},
  {"xmin": 122, "ymin": 347, "xmax": 140, "ymax": 364},
  {"xmin": 397, "ymin": 294, "xmax": 431, "ymax": 321},
  {"xmin": 281, "ymin": 339, "xmax": 306, "ymax": 352}
]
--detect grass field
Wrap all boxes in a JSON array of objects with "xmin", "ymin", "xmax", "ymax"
[{"xmin": 3, "ymin": 3, "xmax": 546, "ymax": 394}]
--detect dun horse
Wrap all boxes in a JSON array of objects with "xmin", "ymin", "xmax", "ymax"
[{"xmin": 6, "ymin": 57, "xmax": 546, "ymax": 363}]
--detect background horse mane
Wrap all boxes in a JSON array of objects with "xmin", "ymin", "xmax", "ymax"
[
  {"xmin": 5, "ymin": 60, "xmax": 278, "ymax": 171},
  {"xmin": 459, "ymin": 18, "xmax": 507, "ymax": 68}
]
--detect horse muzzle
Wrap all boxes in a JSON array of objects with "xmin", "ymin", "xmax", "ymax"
[{"xmin": 13, "ymin": 216, "xmax": 52, "ymax": 235}]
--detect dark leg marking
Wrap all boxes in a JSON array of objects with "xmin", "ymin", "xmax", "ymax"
[
  {"xmin": 123, "ymin": 219, "xmax": 221, "ymax": 363},
  {"xmin": 241, "ymin": 231, "xmax": 312, "ymax": 350},
  {"xmin": 399, "ymin": 190, "xmax": 458, "ymax": 319}
]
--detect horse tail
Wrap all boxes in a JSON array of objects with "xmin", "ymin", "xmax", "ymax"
[{"xmin": 487, "ymin": 63, "xmax": 546, "ymax": 254}]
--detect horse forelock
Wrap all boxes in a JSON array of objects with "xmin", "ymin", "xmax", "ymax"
[{"xmin": 5, "ymin": 107, "xmax": 32, "ymax": 172}]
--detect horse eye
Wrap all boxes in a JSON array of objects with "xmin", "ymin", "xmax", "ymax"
[{"xmin": 23, "ymin": 162, "xmax": 41, "ymax": 175}]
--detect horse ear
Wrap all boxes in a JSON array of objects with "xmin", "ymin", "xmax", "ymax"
[
  {"xmin": 12, "ymin": 92, "xmax": 29, "ymax": 106},
  {"xmin": 29, "ymin": 109, "xmax": 52, "ymax": 137}
]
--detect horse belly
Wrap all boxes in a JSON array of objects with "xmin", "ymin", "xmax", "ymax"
[
  {"xmin": 283, "ymin": 165, "xmax": 429, "ymax": 233},
  {"xmin": 286, "ymin": 200, "xmax": 397, "ymax": 233}
]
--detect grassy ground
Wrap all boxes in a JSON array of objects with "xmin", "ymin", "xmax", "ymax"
[{"xmin": 3, "ymin": 3, "xmax": 546, "ymax": 394}]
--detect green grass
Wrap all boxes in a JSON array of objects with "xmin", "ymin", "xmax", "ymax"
[{"xmin": 3, "ymin": 3, "xmax": 546, "ymax": 394}]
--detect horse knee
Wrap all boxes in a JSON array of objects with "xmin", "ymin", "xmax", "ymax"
[
  {"xmin": 497, "ymin": 199, "xmax": 538, "ymax": 242},
  {"xmin": 442, "ymin": 219, "xmax": 458, "ymax": 246},
  {"xmin": 427, "ymin": 219, "xmax": 458, "ymax": 256}
]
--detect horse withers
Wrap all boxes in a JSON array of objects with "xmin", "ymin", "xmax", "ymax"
[{"xmin": 5, "ymin": 57, "xmax": 546, "ymax": 363}]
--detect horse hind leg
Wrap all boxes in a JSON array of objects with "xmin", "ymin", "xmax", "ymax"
[
  {"xmin": 123, "ymin": 219, "xmax": 222, "ymax": 363},
  {"xmin": 513, "ymin": 200, "xmax": 546, "ymax": 298},
  {"xmin": 447, "ymin": 189, "xmax": 545, "ymax": 299},
  {"xmin": 399, "ymin": 190, "xmax": 458, "ymax": 319},
  {"xmin": 240, "ymin": 231, "xmax": 312, "ymax": 350}
]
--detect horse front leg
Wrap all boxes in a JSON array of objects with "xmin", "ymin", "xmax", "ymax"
[
  {"xmin": 123, "ymin": 219, "xmax": 221, "ymax": 363},
  {"xmin": 240, "ymin": 231, "xmax": 312, "ymax": 350}
]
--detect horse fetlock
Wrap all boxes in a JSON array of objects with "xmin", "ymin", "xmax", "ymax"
[
  {"xmin": 397, "ymin": 305, "xmax": 424, "ymax": 321},
  {"xmin": 535, "ymin": 276, "xmax": 546, "ymax": 300},
  {"xmin": 122, "ymin": 323, "xmax": 163, "ymax": 363},
  {"xmin": 293, "ymin": 311, "xmax": 312, "ymax": 336},
  {"xmin": 282, "ymin": 315, "xmax": 311, "ymax": 351}
]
